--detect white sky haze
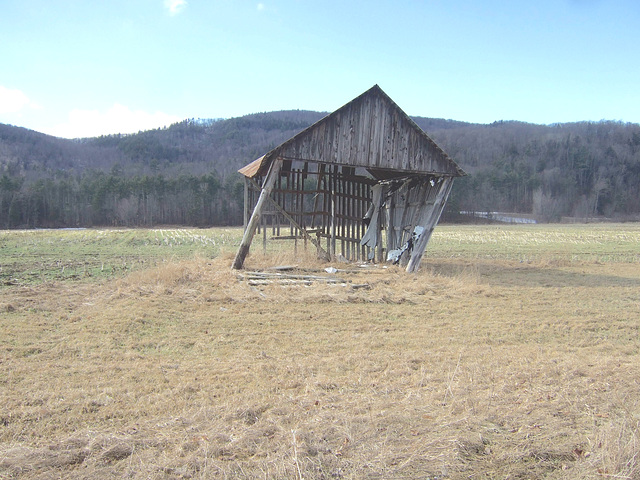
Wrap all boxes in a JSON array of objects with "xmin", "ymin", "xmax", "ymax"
[{"xmin": 1, "ymin": 0, "xmax": 639, "ymax": 138}]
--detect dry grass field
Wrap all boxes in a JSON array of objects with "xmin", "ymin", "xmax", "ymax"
[{"xmin": 1, "ymin": 224, "xmax": 639, "ymax": 479}]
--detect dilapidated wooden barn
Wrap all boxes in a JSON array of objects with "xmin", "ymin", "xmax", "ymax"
[{"xmin": 232, "ymin": 85, "xmax": 465, "ymax": 273}]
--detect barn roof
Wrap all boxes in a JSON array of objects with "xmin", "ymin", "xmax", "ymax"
[{"xmin": 239, "ymin": 85, "xmax": 465, "ymax": 178}]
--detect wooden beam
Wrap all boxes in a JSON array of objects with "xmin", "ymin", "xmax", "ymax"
[
  {"xmin": 405, "ymin": 177, "xmax": 453, "ymax": 273},
  {"xmin": 330, "ymin": 188, "xmax": 336, "ymax": 258},
  {"xmin": 243, "ymin": 176, "xmax": 249, "ymax": 229},
  {"xmin": 232, "ymin": 157, "xmax": 283, "ymax": 270},
  {"xmin": 248, "ymin": 178, "xmax": 329, "ymax": 259}
]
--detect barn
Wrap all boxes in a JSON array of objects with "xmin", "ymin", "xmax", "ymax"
[{"xmin": 232, "ymin": 85, "xmax": 465, "ymax": 273}]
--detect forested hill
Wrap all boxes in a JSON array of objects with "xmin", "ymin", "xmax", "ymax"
[{"xmin": 1, "ymin": 111, "xmax": 639, "ymax": 228}]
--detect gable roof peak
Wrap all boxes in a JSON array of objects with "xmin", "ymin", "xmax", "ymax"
[{"xmin": 240, "ymin": 85, "xmax": 465, "ymax": 178}]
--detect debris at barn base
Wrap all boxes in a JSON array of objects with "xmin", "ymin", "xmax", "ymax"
[
  {"xmin": 239, "ymin": 271, "xmax": 345, "ymax": 286},
  {"xmin": 237, "ymin": 269, "xmax": 372, "ymax": 289},
  {"xmin": 386, "ymin": 225, "xmax": 425, "ymax": 265}
]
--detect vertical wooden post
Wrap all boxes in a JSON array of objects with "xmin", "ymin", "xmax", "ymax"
[
  {"xmin": 232, "ymin": 157, "xmax": 283, "ymax": 270},
  {"xmin": 376, "ymin": 184, "xmax": 386, "ymax": 263},
  {"xmin": 262, "ymin": 213, "xmax": 267, "ymax": 254},
  {"xmin": 376, "ymin": 211, "xmax": 384, "ymax": 262},
  {"xmin": 385, "ymin": 190, "xmax": 395, "ymax": 253},
  {"xmin": 243, "ymin": 176, "xmax": 249, "ymax": 230},
  {"xmin": 293, "ymin": 169, "xmax": 298, "ymax": 252},
  {"xmin": 405, "ymin": 177, "xmax": 453, "ymax": 273},
  {"xmin": 339, "ymin": 172, "xmax": 344, "ymax": 258},
  {"xmin": 330, "ymin": 188, "xmax": 336, "ymax": 258}
]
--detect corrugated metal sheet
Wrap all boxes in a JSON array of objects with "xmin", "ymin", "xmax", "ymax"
[{"xmin": 238, "ymin": 85, "xmax": 465, "ymax": 178}]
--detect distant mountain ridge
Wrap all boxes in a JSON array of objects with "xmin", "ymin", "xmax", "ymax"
[{"xmin": 1, "ymin": 111, "xmax": 639, "ymax": 228}]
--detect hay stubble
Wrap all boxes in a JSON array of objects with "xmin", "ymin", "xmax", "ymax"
[{"xmin": 1, "ymin": 225, "xmax": 639, "ymax": 479}]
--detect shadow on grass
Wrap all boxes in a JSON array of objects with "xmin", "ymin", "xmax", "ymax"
[{"xmin": 425, "ymin": 260, "xmax": 640, "ymax": 289}]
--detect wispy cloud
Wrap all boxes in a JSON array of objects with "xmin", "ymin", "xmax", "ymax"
[
  {"xmin": 164, "ymin": 0, "xmax": 187, "ymax": 16},
  {"xmin": 0, "ymin": 85, "xmax": 40, "ymax": 115},
  {"xmin": 47, "ymin": 104, "xmax": 181, "ymax": 139}
]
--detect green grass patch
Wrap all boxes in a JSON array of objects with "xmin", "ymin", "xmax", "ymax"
[
  {"xmin": 0, "ymin": 227, "xmax": 243, "ymax": 286},
  {"xmin": 1, "ymin": 223, "xmax": 639, "ymax": 288},
  {"xmin": 430, "ymin": 223, "xmax": 640, "ymax": 262}
]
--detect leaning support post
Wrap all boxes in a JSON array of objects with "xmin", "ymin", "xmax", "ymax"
[
  {"xmin": 405, "ymin": 176, "xmax": 454, "ymax": 273},
  {"xmin": 232, "ymin": 157, "xmax": 283, "ymax": 270},
  {"xmin": 243, "ymin": 176, "xmax": 249, "ymax": 229}
]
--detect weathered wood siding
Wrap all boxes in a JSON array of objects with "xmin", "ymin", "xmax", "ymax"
[
  {"xmin": 268, "ymin": 85, "xmax": 463, "ymax": 176},
  {"xmin": 234, "ymin": 85, "xmax": 463, "ymax": 270},
  {"xmin": 249, "ymin": 161, "xmax": 376, "ymax": 262}
]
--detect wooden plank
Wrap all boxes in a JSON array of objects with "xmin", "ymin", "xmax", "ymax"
[
  {"xmin": 350, "ymin": 184, "xmax": 355, "ymax": 260},
  {"xmin": 340, "ymin": 171, "xmax": 346, "ymax": 259},
  {"xmin": 241, "ymin": 272, "xmax": 343, "ymax": 282},
  {"xmin": 247, "ymin": 178, "xmax": 329, "ymax": 259},
  {"xmin": 385, "ymin": 185, "xmax": 395, "ymax": 252},
  {"xmin": 311, "ymin": 163, "xmax": 324, "ymax": 229},
  {"xmin": 243, "ymin": 176, "xmax": 249, "ymax": 229},
  {"xmin": 232, "ymin": 157, "xmax": 283, "ymax": 270},
  {"xmin": 262, "ymin": 210, "xmax": 267, "ymax": 254},
  {"xmin": 276, "ymin": 170, "xmax": 282, "ymax": 238},
  {"xmin": 270, "ymin": 235, "xmax": 305, "ymax": 240},
  {"xmin": 405, "ymin": 177, "xmax": 454, "ymax": 273},
  {"xmin": 251, "ymin": 86, "xmax": 464, "ymax": 176},
  {"xmin": 330, "ymin": 167, "xmax": 336, "ymax": 257},
  {"xmin": 298, "ymin": 169, "xmax": 304, "ymax": 249}
]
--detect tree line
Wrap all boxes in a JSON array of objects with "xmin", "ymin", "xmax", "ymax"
[
  {"xmin": 423, "ymin": 120, "xmax": 640, "ymax": 221},
  {"xmin": 1, "ymin": 112, "xmax": 639, "ymax": 228},
  {"xmin": 0, "ymin": 170, "xmax": 244, "ymax": 228}
]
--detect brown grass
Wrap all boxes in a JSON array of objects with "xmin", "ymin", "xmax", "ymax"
[{"xmin": 1, "ymin": 246, "xmax": 640, "ymax": 479}]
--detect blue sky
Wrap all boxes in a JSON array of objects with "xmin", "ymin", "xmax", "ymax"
[{"xmin": 1, "ymin": 0, "xmax": 639, "ymax": 138}]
